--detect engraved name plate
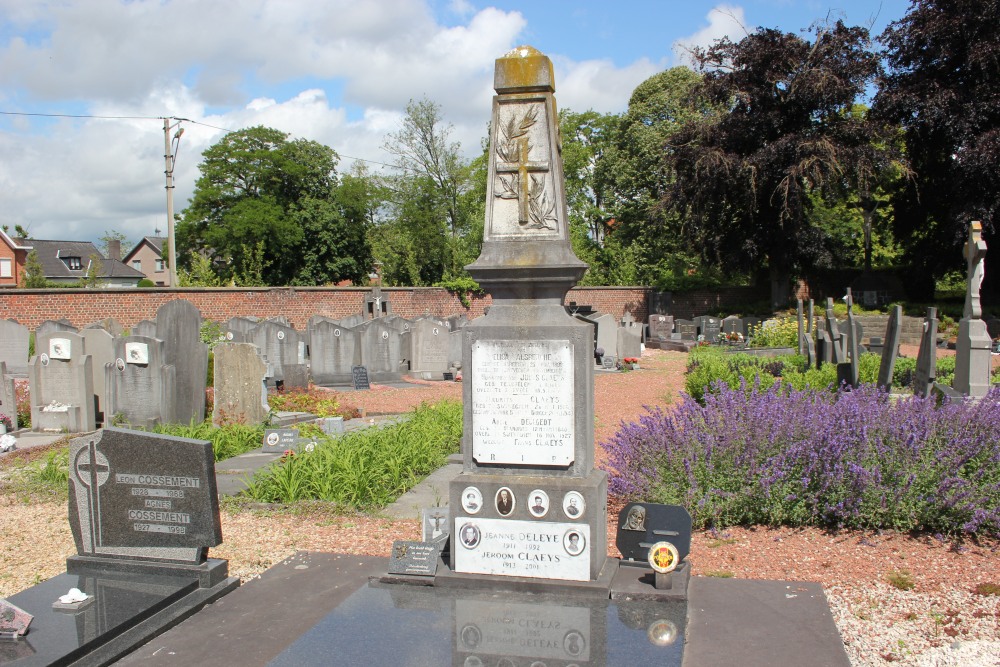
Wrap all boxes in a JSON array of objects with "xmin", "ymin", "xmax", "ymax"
[
  {"xmin": 454, "ymin": 517, "xmax": 590, "ymax": 580},
  {"xmin": 471, "ymin": 339, "xmax": 574, "ymax": 466}
]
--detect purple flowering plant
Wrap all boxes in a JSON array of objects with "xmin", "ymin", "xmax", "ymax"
[{"xmin": 601, "ymin": 382, "xmax": 1000, "ymax": 536}]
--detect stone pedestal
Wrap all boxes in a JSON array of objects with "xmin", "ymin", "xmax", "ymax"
[{"xmin": 953, "ymin": 318, "xmax": 992, "ymax": 398}]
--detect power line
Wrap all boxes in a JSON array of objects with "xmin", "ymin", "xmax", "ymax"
[{"xmin": 0, "ymin": 109, "xmax": 398, "ymax": 169}]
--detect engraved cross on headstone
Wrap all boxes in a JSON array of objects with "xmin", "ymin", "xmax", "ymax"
[
  {"xmin": 964, "ymin": 221, "xmax": 988, "ymax": 319},
  {"xmin": 74, "ymin": 439, "xmax": 110, "ymax": 551},
  {"xmin": 495, "ymin": 107, "xmax": 550, "ymax": 227}
]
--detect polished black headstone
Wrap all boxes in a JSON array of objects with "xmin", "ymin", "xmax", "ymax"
[
  {"xmin": 262, "ymin": 428, "xmax": 298, "ymax": 453},
  {"xmin": 616, "ymin": 503, "xmax": 692, "ymax": 564},
  {"xmin": 351, "ymin": 365, "xmax": 370, "ymax": 391},
  {"xmin": 68, "ymin": 428, "xmax": 222, "ymax": 563},
  {"xmin": 387, "ymin": 541, "xmax": 441, "ymax": 577}
]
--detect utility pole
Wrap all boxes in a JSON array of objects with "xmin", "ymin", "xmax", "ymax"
[{"xmin": 162, "ymin": 117, "xmax": 185, "ymax": 287}]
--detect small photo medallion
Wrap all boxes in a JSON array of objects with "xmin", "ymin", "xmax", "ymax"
[
  {"xmin": 528, "ymin": 489, "xmax": 549, "ymax": 518},
  {"xmin": 562, "ymin": 491, "xmax": 585, "ymax": 519},
  {"xmin": 276, "ymin": 330, "xmax": 285, "ymax": 340},
  {"xmin": 458, "ymin": 522, "xmax": 481, "ymax": 549},
  {"xmin": 115, "ymin": 358, "xmax": 126, "ymax": 372},
  {"xmin": 495, "ymin": 487, "xmax": 515, "ymax": 516},
  {"xmin": 647, "ymin": 541, "xmax": 680, "ymax": 574},
  {"xmin": 461, "ymin": 486, "xmax": 483, "ymax": 514},
  {"xmin": 563, "ymin": 529, "xmax": 586, "ymax": 556},
  {"xmin": 40, "ymin": 353, "xmax": 50, "ymax": 366}
]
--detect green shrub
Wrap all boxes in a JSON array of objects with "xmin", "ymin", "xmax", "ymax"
[
  {"xmin": 746, "ymin": 318, "xmax": 798, "ymax": 348},
  {"xmin": 153, "ymin": 421, "xmax": 266, "ymax": 462},
  {"xmin": 137, "ymin": 278, "xmax": 155, "ymax": 287},
  {"xmin": 243, "ymin": 401, "xmax": 462, "ymax": 508}
]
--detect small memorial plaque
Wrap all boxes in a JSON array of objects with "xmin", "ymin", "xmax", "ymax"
[
  {"xmin": 388, "ymin": 540, "xmax": 441, "ymax": 576},
  {"xmin": 262, "ymin": 428, "xmax": 297, "ymax": 452},
  {"xmin": 648, "ymin": 541, "xmax": 680, "ymax": 573},
  {"xmin": 454, "ymin": 517, "xmax": 590, "ymax": 580},
  {"xmin": 422, "ymin": 508, "xmax": 450, "ymax": 542},
  {"xmin": 616, "ymin": 503, "xmax": 692, "ymax": 565},
  {"xmin": 0, "ymin": 598, "xmax": 32, "ymax": 639},
  {"xmin": 471, "ymin": 339, "xmax": 574, "ymax": 466},
  {"xmin": 351, "ymin": 365, "xmax": 370, "ymax": 391}
]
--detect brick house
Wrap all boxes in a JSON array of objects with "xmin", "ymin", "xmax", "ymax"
[
  {"xmin": 11, "ymin": 237, "xmax": 145, "ymax": 287},
  {"xmin": 0, "ymin": 229, "xmax": 32, "ymax": 288},
  {"xmin": 122, "ymin": 236, "xmax": 171, "ymax": 286}
]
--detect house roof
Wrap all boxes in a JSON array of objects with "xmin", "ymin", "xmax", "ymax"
[
  {"xmin": 0, "ymin": 229, "xmax": 32, "ymax": 251},
  {"xmin": 14, "ymin": 238, "xmax": 145, "ymax": 280},
  {"xmin": 123, "ymin": 236, "xmax": 166, "ymax": 263}
]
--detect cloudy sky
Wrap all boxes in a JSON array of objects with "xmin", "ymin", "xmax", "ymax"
[{"xmin": 0, "ymin": 0, "xmax": 910, "ymax": 248}]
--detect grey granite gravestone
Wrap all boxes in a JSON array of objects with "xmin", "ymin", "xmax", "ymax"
[
  {"xmin": 802, "ymin": 327, "xmax": 817, "ymax": 370},
  {"xmin": 81, "ymin": 326, "xmax": 115, "ymax": 424},
  {"xmin": 675, "ymin": 319, "xmax": 697, "ymax": 341},
  {"xmin": 824, "ymin": 298, "xmax": 846, "ymax": 364},
  {"xmin": 590, "ymin": 313, "xmax": 618, "ymax": 363},
  {"xmin": 282, "ymin": 364, "xmax": 310, "ymax": 389},
  {"xmin": 132, "ymin": 319, "xmax": 158, "ymax": 339},
  {"xmin": 447, "ymin": 46, "xmax": 606, "ymax": 583},
  {"xmin": 225, "ymin": 316, "xmax": 258, "ymax": 343},
  {"xmin": 695, "ymin": 316, "xmax": 721, "ymax": 343},
  {"xmin": 721, "ymin": 316, "xmax": 743, "ymax": 337},
  {"xmin": 156, "ymin": 300, "xmax": 208, "ymax": 424},
  {"xmin": 913, "ymin": 307, "xmax": 938, "ymax": 399},
  {"xmin": 0, "ymin": 319, "xmax": 29, "ymax": 376},
  {"xmin": 29, "ymin": 331, "xmax": 95, "ymax": 433},
  {"xmin": 742, "ymin": 316, "xmax": 762, "ymax": 338},
  {"xmin": 410, "ymin": 317, "xmax": 451, "ymax": 380},
  {"xmin": 213, "ymin": 343, "xmax": 269, "ymax": 426},
  {"xmin": 877, "ymin": 305, "xmax": 902, "ymax": 391},
  {"xmin": 617, "ymin": 326, "xmax": 642, "ymax": 361},
  {"xmin": 648, "ymin": 314, "xmax": 674, "ymax": 342},
  {"xmin": 0, "ymin": 362, "xmax": 17, "ymax": 430},
  {"xmin": 357, "ymin": 319, "xmax": 404, "ymax": 382},
  {"xmin": 35, "ymin": 319, "xmax": 77, "ymax": 340},
  {"xmin": 310, "ymin": 321, "xmax": 361, "ymax": 386},
  {"xmin": 105, "ymin": 335, "xmax": 176, "ymax": 429},
  {"xmin": 837, "ymin": 290, "xmax": 860, "ymax": 388},
  {"xmin": 338, "ymin": 313, "xmax": 366, "ymax": 329},
  {"xmin": 248, "ymin": 320, "xmax": 301, "ymax": 386},
  {"xmin": 448, "ymin": 314, "xmax": 469, "ymax": 332},
  {"xmin": 796, "ymin": 299, "xmax": 804, "ymax": 355},
  {"xmin": 952, "ymin": 221, "xmax": 991, "ymax": 398},
  {"xmin": 86, "ymin": 317, "xmax": 125, "ymax": 338},
  {"xmin": 448, "ymin": 330, "xmax": 464, "ymax": 370}
]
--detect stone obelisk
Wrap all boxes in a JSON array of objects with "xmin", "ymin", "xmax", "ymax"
[{"xmin": 448, "ymin": 46, "xmax": 607, "ymax": 582}]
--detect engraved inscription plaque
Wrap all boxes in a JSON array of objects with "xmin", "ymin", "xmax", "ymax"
[
  {"xmin": 471, "ymin": 340, "xmax": 574, "ymax": 466},
  {"xmin": 454, "ymin": 517, "xmax": 590, "ymax": 580}
]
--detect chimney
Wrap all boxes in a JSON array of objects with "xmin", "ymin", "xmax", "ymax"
[{"xmin": 107, "ymin": 240, "xmax": 121, "ymax": 261}]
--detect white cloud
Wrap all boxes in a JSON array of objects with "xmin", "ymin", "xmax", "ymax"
[
  {"xmin": 0, "ymin": 0, "xmax": 663, "ymax": 244},
  {"xmin": 672, "ymin": 4, "xmax": 749, "ymax": 66}
]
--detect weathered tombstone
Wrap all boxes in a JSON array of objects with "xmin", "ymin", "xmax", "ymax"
[
  {"xmin": 357, "ymin": 319, "xmax": 405, "ymax": 381},
  {"xmin": 695, "ymin": 316, "xmax": 721, "ymax": 343},
  {"xmin": 29, "ymin": 331, "xmax": 95, "ymax": 433},
  {"xmin": 35, "ymin": 319, "xmax": 77, "ymax": 340},
  {"xmin": 616, "ymin": 326, "xmax": 641, "ymax": 361},
  {"xmin": 248, "ymin": 320, "xmax": 301, "ymax": 386},
  {"xmin": 85, "ymin": 317, "xmax": 124, "ymax": 337},
  {"xmin": 448, "ymin": 329, "xmax": 464, "ymax": 370},
  {"xmin": 310, "ymin": 321, "xmax": 361, "ymax": 386},
  {"xmin": 590, "ymin": 313, "xmax": 618, "ymax": 362},
  {"xmin": 824, "ymin": 298, "xmax": 846, "ymax": 364},
  {"xmin": 81, "ymin": 327, "xmax": 115, "ymax": 424},
  {"xmin": 132, "ymin": 319, "xmax": 158, "ymax": 339},
  {"xmin": 913, "ymin": 307, "xmax": 938, "ymax": 399},
  {"xmin": 796, "ymin": 299, "xmax": 804, "ymax": 355},
  {"xmin": 675, "ymin": 319, "xmax": 697, "ymax": 341},
  {"xmin": 338, "ymin": 313, "xmax": 366, "ymax": 329},
  {"xmin": 224, "ymin": 316, "xmax": 258, "ymax": 343},
  {"xmin": 877, "ymin": 305, "xmax": 902, "ymax": 391},
  {"xmin": 952, "ymin": 221, "xmax": 991, "ymax": 398},
  {"xmin": 742, "ymin": 316, "xmax": 762, "ymax": 338},
  {"xmin": 282, "ymin": 364, "xmax": 310, "ymax": 389},
  {"xmin": 410, "ymin": 318, "xmax": 451, "ymax": 380},
  {"xmin": 156, "ymin": 300, "xmax": 208, "ymax": 424},
  {"xmin": 837, "ymin": 289, "xmax": 860, "ymax": 388},
  {"xmin": 0, "ymin": 362, "xmax": 17, "ymax": 429},
  {"xmin": 105, "ymin": 335, "xmax": 176, "ymax": 429},
  {"xmin": 213, "ymin": 343, "xmax": 268, "ymax": 426},
  {"xmin": 816, "ymin": 328, "xmax": 833, "ymax": 367},
  {"xmin": 0, "ymin": 319, "xmax": 30, "ymax": 376},
  {"xmin": 448, "ymin": 46, "xmax": 606, "ymax": 582},
  {"xmin": 447, "ymin": 314, "xmax": 469, "ymax": 332},
  {"xmin": 648, "ymin": 314, "xmax": 674, "ymax": 342}
]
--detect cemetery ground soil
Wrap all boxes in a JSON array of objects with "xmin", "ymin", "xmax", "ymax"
[{"xmin": 4, "ymin": 349, "xmax": 1000, "ymax": 665}]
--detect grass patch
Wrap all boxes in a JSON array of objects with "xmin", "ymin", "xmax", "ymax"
[
  {"xmin": 886, "ymin": 569, "xmax": 915, "ymax": 591},
  {"xmin": 0, "ymin": 445, "xmax": 70, "ymax": 502},
  {"xmin": 972, "ymin": 582, "xmax": 1000, "ymax": 596},
  {"xmin": 704, "ymin": 570, "xmax": 734, "ymax": 578},
  {"xmin": 153, "ymin": 421, "xmax": 266, "ymax": 462},
  {"xmin": 242, "ymin": 401, "xmax": 462, "ymax": 509},
  {"xmin": 266, "ymin": 387, "xmax": 359, "ymax": 419}
]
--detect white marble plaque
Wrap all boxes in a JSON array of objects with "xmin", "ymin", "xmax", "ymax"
[
  {"xmin": 455, "ymin": 598, "xmax": 591, "ymax": 662},
  {"xmin": 454, "ymin": 518, "xmax": 590, "ymax": 581},
  {"xmin": 471, "ymin": 339, "xmax": 574, "ymax": 466}
]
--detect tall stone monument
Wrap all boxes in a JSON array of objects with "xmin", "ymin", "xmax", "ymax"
[
  {"xmin": 448, "ymin": 46, "xmax": 607, "ymax": 582},
  {"xmin": 952, "ymin": 221, "xmax": 991, "ymax": 398}
]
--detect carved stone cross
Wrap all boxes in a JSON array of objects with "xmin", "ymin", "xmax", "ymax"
[
  {"xmin": 964, "ymin": 221, "xmax": 988, "ymax": 320},
  {"xmin": 494, "ymin": 110, "xmax": 549, "ymax": 227}
]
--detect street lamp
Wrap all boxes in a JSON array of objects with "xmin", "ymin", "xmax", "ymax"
[{"xmin": 162, "ymin": 117, "xmax": 187, "ymax": 287}]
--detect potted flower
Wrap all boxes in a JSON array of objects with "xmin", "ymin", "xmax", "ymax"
[
  {"xmin": 622, "ymin": 357, "xmax": 640, "ymax": 371},
  {"xmin": 0, "ymin": 413, "xmax": 12, "ymax": 435}
]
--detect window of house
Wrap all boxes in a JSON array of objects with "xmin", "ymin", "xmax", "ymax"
[
  {"xmin": 132, "ymin": 260, "xmax": 142, "ymax": 271},
  {"xmin": 0, "ymin": 258, "xmax": 11, "ymax": 278},
  {"xmin": 65, "ymin": 257, "xmax": 82, "ymax": 270},
  {"xmin": 155, "ymin": 259, "xmax": 165, "ymax": 272}
]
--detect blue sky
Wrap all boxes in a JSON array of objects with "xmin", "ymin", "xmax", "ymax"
[{"xmin": 0, "ymin": 0, "xmax": 912, "ymax": 245}]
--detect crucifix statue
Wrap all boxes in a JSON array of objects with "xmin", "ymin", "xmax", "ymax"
[
  {"xmin": 493, "ymin": 105, "xmax": 555, "ymax": 230},
  {"xmin": 964, "ymin": 221, "xmax": 988, "ymax": 320}
]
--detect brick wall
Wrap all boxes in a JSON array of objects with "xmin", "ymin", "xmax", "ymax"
[{"xmin": 0, "ymin": 286, "xmax": 653, "ymax": 331}]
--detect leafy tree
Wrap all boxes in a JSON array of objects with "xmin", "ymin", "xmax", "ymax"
[
  {"xmin": 875, "ymin": 0, "xmax": 1000, "ymax": 298},
  {"xmin": 2, "ymin": 224, "xmax": 30, "ymax": 239},
  {"xmin": 80, "ymin": 253, "xmax": 104, "ymax": 288},
  {"xmin": 177, "ymin": 253, "xmax": 223, "ymax": 287},
  {"xmin": 98, "ymin": 230, "xmax": 130, "ymax": 259},
  {"xmin": 178, "ymin": 126, "xmax": 368, "ymax": 286},
  {"xmin": 660, "ymin": 21, "xmax": 887, "ymax": 306},
  {"xmin": 22, "ymin": 250, "xmax": 48, "ymax": 288}
]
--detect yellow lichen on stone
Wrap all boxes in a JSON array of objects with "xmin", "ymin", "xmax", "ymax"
[{"xmin": 495, "ymin": 44, "xmax": 555, "ymax": 94}]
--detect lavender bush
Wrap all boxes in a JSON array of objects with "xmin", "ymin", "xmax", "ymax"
[{"xmin": 601, "ymin": 383, "xmax": 1000, "ymax": 535}]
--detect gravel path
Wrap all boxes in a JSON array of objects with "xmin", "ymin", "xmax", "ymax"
[{"xmin": 3, "ymin": 347, "xmax": 999, "ymax": 666}]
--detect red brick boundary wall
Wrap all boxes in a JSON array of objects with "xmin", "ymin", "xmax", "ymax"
[{"xmin": 0, "ymin": 286, "xmax": 653, "ymax": 331}]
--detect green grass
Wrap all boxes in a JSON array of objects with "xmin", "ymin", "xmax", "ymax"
[
  {"xmin": 0, "ymin": 446, "xmax": 70, "ymax": 502},
  {"xmin": 242, "ymin": 401, "xmax": 462, "ymax": 509},
  {"xmin": 153, "ymin": 421, "xmax": 266, "ymax": 461}
]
